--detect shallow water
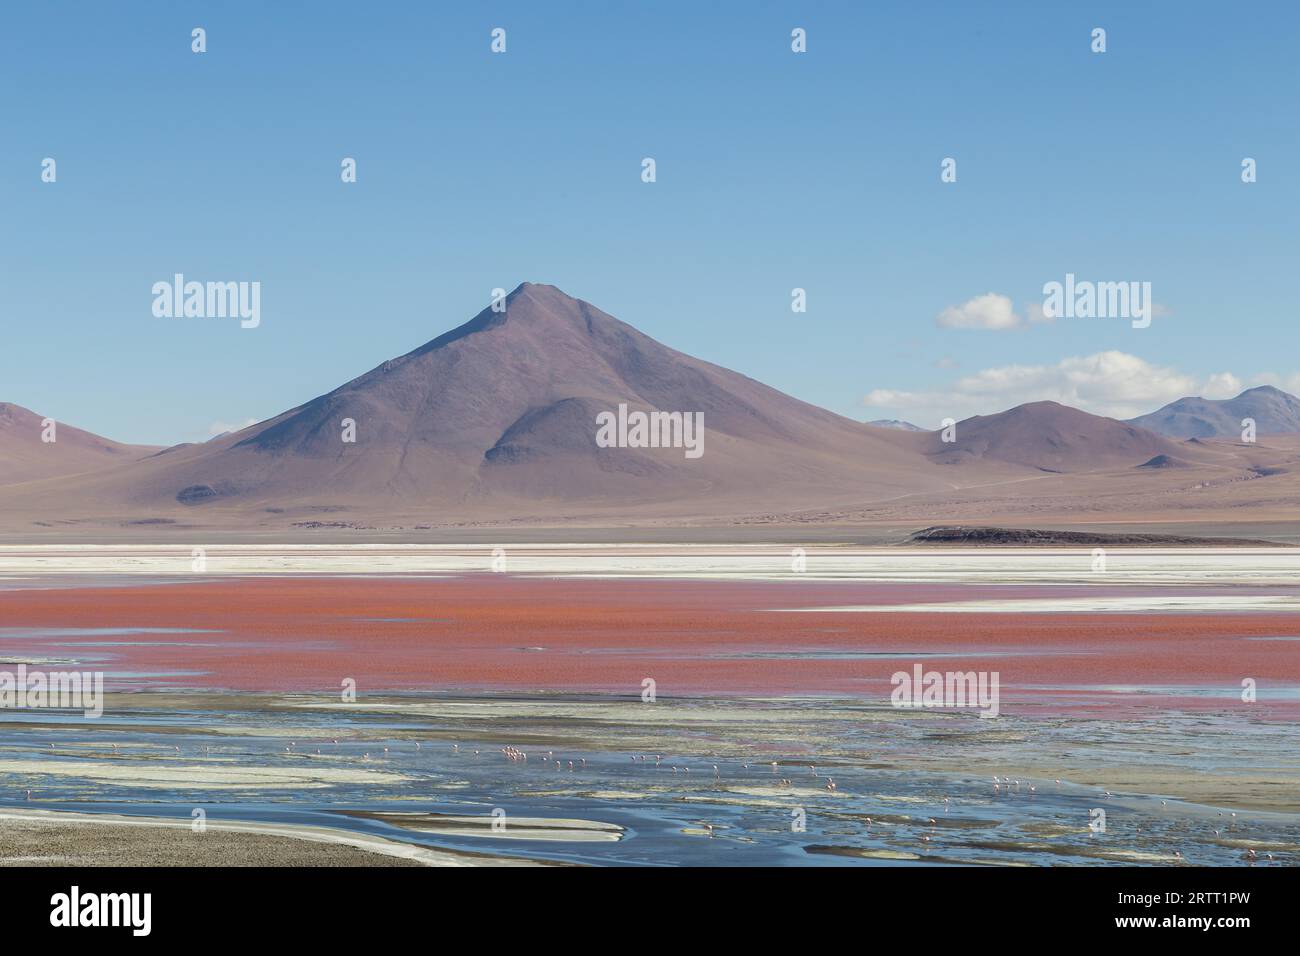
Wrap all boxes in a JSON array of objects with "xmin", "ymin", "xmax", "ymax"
[{"xmin": 0, "ymin": 695, "xmax": 1294, "ymax": 867}]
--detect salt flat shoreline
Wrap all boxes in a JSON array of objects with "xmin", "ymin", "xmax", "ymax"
[{"xmin": 3, "ymin": 543, "xmax": 1300, "ymax": 586}]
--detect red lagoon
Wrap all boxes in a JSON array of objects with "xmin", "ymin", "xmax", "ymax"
[{"xmin": 1, "ymin": 576, "xmax": 1297, "ymax": 712}]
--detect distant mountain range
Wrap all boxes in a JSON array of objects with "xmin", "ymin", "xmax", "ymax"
[
  {"xmin": 868, "ymin": 419, "xmax": 925, "ymax": 432},
  {"xmin": 1125, "ymin": 385, "xmax": 1300, "ymax": 439},
  {"xmin": 2, "ymin": 283, "xmax": 1299, "ymax": 532}
]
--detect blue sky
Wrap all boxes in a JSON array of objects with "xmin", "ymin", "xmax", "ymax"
[{"xmin": 2, "ymin": 1, "xmax": 1296, "ymax": 444}]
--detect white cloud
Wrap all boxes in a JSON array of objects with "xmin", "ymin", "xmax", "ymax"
[
  {"xmin": 936, "ymin": 293, "xmax": 1023, "ymax": 330},
  {"xmin": 207, "ymin": 418, "xmax": 258, "ymax": 438},
  {"xmin": 935, "ymin": 292, "xmax": 1171, "ymax": 331},
  {"xmin": 864, "ymin": 351, "xmax": 1242, "ymax": 426}
]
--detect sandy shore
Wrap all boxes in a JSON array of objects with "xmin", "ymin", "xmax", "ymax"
[
  {"xmin": 0, "ymin": 809, "xmax": 544, "ymax": 866},
  {"xmin": 345, "ymin": 810, "xmax": 624, "ymax": 842}
]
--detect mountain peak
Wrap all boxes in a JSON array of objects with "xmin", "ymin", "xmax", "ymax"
[
  {"xmin": 505, "ymin": 281, "xmax": 583, "ymax": 309},
  {"xmin": 1127, "ymin": 384, "xmax": 1300, "ymax": 438},
  {"xmin": 512, "ymin": 280, "xmax": 563, "ymax": 295},
  {"xmin": 936, "ymin": 399, "xmax": 1179, "ymax": 472},
  {"xmin": 1240, "ymin": 384, "xmax": 1286, "ymax": 397},
  {"xmin": 868, "ymin": 418, "xmax": 925, "ymax": 432},
  {"xmin": 402, "ymin": 282, "xmax": 592, "ymax": 358}
]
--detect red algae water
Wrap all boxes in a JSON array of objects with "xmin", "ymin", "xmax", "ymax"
[{"xmin": 0, "ymin": 576, "xmax": 1296, "ymax": 708}]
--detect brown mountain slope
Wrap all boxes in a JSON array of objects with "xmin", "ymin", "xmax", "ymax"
[
  {"xmin": 0, "ymin": 403, "xmax": 160, "ymax": 486},
  {"xmin": 923, "ymin": 401, "xmax": 1194, "ymax": 473},
  {"xmin": 0, "ymin": 284, "xmax": 966, "ymax": 525}
]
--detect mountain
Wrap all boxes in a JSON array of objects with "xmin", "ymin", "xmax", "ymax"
[
  {"xmin": 6, "ymin": 283, "xmax": 963, "ymax": 523},
  {"xmin": 868, "ymin": 419, "xmax": 926, "ymax": 432},
  {"xmin": 1126, "ymin": 386, "xmax": 1300, "ymax": 439},
  {"xmin": 0, "ymin": 403, "xmax": 159, "ymax": 485},
  {"xmin": 3, "ymin": 284, "xmax": 1288, "ymax": 533},
  {"xmin": 924, "ymin": 401, "xmax": 1189, "ymax": 473}
]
